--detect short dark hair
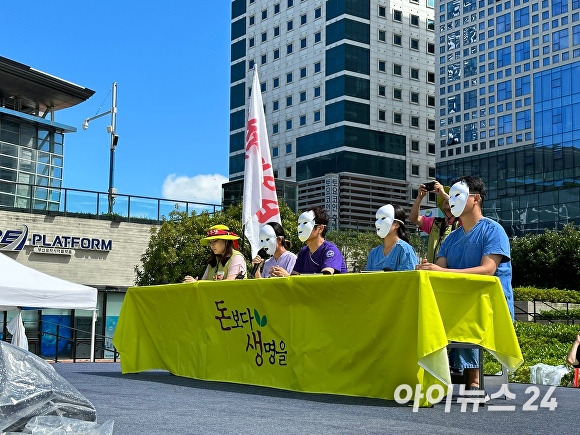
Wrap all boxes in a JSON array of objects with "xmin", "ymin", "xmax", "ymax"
[
  {"xmin": 452, "ymin": 175, "xmax": 486, "ymax": 205},
  {"xmin": 305, "ymin": 206, "xmax": 329, "ymax": 237},
  {"xmin": 392, "ymin": 204, "xmax": 410, "ymax": 243}
]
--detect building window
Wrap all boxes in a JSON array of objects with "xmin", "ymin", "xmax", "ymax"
[
  {"xmin": 411, "ymin": 38, "xmax": 419, "ymax": 50},
  {"xmin": 428, "ymin": 143, "xmax": 435, "ymax": 154},
  {"xmin": 394, "ymin": 10, "xmax": 402, "ymax": 21},
  {"xmin": 411, "ymin": 164, "xmax": 420, "ymax": 176},
  {"xmin": 286, "ymin": 143, "xmax": 292, "ymax": 154},
  {"xmin": 273, "ymin": 100, "xmax": 279, "ymax": 111},
  {"xmin": 427, "ymin": 95, "xmax": 435, "ymax": 106},
  {"xmin": 427, "ymin": 71, "xmax": 435, "ymax": 83},
  {"xmin": 394, "ymin": 112, "xmax": 402, "ymax": 124},
  {"xmin": 378, "ymin": 85, "xmax": 386, "ymax": 96},
  {"xmin": 261, "ymin": 32, "xmax": 267, "ymax": 42},
  {"xmin": 262, "ymin": 9, "xmax": 268, "ymax": 20},
  {"xmin": 287, "ymin": 20, "xmax": 293, "ymax": 31},
  {"xmin": 261, "ymin": 54, "xmax": 267, "ymax": 64},
  {"xmin": 274, "ymin": 49, "xmax": 280, "ymax": 60},
  {"xmin": 379, "ymin": 110, "xmax": 386, "ymax": 121},
  {"xmin": 274, "ymin": 3, "xmax": 280, "ymax": 14},
  {"xmin": 286, "ymin": 95, "xmax": 293, "ymax": 107},
  {"xmin": 287, "ymin": 43, "xmax": 293, "ymax": 54},
  {"xmin": 260, "ymin": 82, "xmax": 266, "ymax": 92},
  {"xmin": 410, "ymin": 68, "xmax": 419, "ymax": 79},
  {"xmin": 394, "ymin": 34, "xmax": 402, "ymax": 46},
  {"xmin": 427, "ymin": 19, "xmax": 435, "ymax": 31},
  {"xmin": 379, "ymin": 30, "xmax": 386, "ymax": 42},
  {"xmin": 286, "ymin": 166, "xmax": 292, "ymax": 178},
  {"xmin": 300, "ymin": 115, "xmax": 306, "ymax": 126},
  {"xmin": 393, "ymin": 88, "xmax": 402, "ymax": 100},
  {"xmin": 393, "ymin": 63, "xmax": 402, "ymax": 75},
  {"xmin": 300, "ymin": 90, "xmax": 306, "ymax": 102},
  {"xmin": 379, "ymin": 60, "xmax": 386, "ymax": 71},
  {"xmin": 272, "ymin": 146, "xmax": 279, "ymax": 157},
  {"xmin": 410, "ymin": 14, "xmax": 419, "ymax": 26},
  {"xmin": 249, "ymin": 15, "xmax": 255, "ymax": 26},
  {"xmin": 427, "ymin": 42, "xmax": 435, "ymax": 54},
  {"xmin": 314, "ymin": 61, "xmax": 321, "ymax": 73},
  {"xmin": 287, "ymin": 0, "xmax": 293, "ymax": 7},
  {"xmin": 300, "ymin": 14, "xmax": 307, "ymax": 25},
  {"xmin": 314, "ymin": 31, "xmax": 322, "ymax": 43},
  {"xmin": 314, "ymin": 86, "xmax": 321, "ymax": 98},
  {"xmin": 315, "ymin": 7, "xmax": 322, "ymax": 19},
  {"xmin": 300, "ymin": 66, "xmax": 307, "ymax": 78},
  {"xmin": 249, "ymin": 37, "xmax": 255, "ymax": 48},
  {"xmin": 274, "ymin": 26, "xmax": 280, "ymax": 37},
  {"xmin": 273, "ymin": 123, "xmax": 279, "ymax": 134},
  {"xmin": 411, "ymin": 140, "xmax": 420, "ymax": 151},
  {"xmin": 314, "ymin": 110, "xmax": 321, "ymax": 122},
  {"xmin": 428, "ymin": 167, "xmax": 436, "ymax": 178},
  {"xmin": 286, "ymin": 119, "xmax": 293, "ymax": 131},
  {"xmin": 427, "ymin": 119, "xmax": 435, "ymax": 130},
  {"xmin": 410, "ymin": 91, "xmax": 419, "ymax": 104},
  {"xmin": 411, "ymin": 116, "xmax": 420, "ymax": 128},
  {"xmin": 300, "ymin": 37, "xmax": 307, "ymax": 49},
  {"xmin": 286, "ymin": 72, "xmax": 293, "ymax": 83}
]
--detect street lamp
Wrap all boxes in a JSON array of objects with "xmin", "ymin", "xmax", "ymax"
[{"xmin": 82, "ymin": 82, "xmax": 118, "ymax": 215}]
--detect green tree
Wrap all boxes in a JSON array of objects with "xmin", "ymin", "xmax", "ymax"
[
  {"xmin": 511, "ymin": 224, "xmax": 580, "ymax": 290},
  {"xmin": 135, "ymin": 200, "xmax": 298, "ymax": 285}
]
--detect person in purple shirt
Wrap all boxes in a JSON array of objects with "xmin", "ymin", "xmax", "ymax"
[{"xmin": 291, "ymin": 206, "xmax": 348, "ymax": 275}]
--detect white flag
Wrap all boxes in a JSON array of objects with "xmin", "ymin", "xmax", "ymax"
[{"xmin": 242, "ymin": 66, "xmax": 281, "ymax": 258}]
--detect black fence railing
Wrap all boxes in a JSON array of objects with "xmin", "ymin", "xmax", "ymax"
[
  {"xmin": 514, "ymin": 300, "xmax": 579, "ymax": 324},
  {"xmin": 0, "ymin": 180, "xmax": 222, "ymax": 224},
  {"xmin": 39, "ymin": 320, "xmax": 119, "ymax": 363}
]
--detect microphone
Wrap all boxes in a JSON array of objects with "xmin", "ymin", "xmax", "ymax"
[{"xmin": 250, "ymin": 248, "xmax": 270, "ymax": 278}]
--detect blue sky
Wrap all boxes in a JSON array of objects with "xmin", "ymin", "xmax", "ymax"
[{"xmin": 2, "ymin": 1, "xmax": 232, "ymax": 205}]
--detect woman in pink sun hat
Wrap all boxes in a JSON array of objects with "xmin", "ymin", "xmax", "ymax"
[{"xmin": 184, "ymin": 224, "xmax": 247, "ymax": 282}]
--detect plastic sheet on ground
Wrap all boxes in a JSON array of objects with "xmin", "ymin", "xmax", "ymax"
[
  {"xmin": 0, "ymin": 341, "xmax": 101, "ymax": 433},
  {"xmin": 4, "ymin": 415, "xmax": 114, "ymax": 434},
  {"xmin": 529, "ymin": 362, "xmax": 570, "ymax": 386}
]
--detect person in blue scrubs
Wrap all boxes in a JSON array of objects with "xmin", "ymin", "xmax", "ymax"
[
  {"xmin": 416, "ymin": 176, "xmax": 513, "ymax": 391},
  {"xmin": 365, "ymin": 204, "xmax": 417, "ymax": 271}
]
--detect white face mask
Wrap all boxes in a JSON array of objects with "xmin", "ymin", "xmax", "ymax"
[
  {"xmin": 259, "ymin": 224, "xmax": 277, "ymax": 255},
  {"xmin": 375, "ymin": 205, "xmax": 395, "ymax": 239},
  {"xmin": 449, "ymin": 181, "xmax": 470, "ymax": 217},
  {"xmin": 297, "ymin": 210, "xmax": 316, "ymax": 242}
]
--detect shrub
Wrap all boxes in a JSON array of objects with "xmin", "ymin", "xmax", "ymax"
[
  {"xmin": 489, "ymin": 322, "xmax": 580, "ymax": 385},
  {"xmin": 511, "ymin": 224, "xmax": 580, "ymax": 290}
]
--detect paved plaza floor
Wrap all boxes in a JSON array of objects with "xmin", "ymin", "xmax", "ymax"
[{"xmin": 50, "ymin": 362, "xmax": 578, "ymax": 435}]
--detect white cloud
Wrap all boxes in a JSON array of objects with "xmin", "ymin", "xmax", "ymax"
[{"xmin": 162, "ymin": 173, "xmax": 228, "ymax": 205}]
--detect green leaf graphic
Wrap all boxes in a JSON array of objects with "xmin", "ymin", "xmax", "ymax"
[
  {"xmin": 254, "ymin": 308, "xmax": 261, "ymax": 326},
  {"xmin": 260, "ymin": 315, "xmax": 268, "ymax": 327}
]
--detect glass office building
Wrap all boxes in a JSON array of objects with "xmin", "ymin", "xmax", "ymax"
[
  {"xmin": 436, "ymin": 0, "xmax": 580, "ymax": 236},
  {"xmin": 0, "ymin": 56, "xmax": 94, "ymax": 211},
  {"xmin": 230, "ymin": 0, "xmax": 437, "ymax": 229}
]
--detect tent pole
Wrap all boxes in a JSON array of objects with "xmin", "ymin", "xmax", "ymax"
[{"xmin": 90, "ymin": 310, "xmax": 96, "ymax": 362}]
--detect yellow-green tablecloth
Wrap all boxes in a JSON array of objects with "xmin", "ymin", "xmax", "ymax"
[{"xmin": 113, "ymin": 271, "xmax": 522, "ymax": 402}]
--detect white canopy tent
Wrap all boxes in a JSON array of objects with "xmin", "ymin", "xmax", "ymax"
[{"xmin": 0, "ymin": 253, "xmax": 98, "ymax": 360}]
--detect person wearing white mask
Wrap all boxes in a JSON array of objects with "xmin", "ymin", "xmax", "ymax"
[
  {"xmin": 291, "ymin": 206, "xmax": 347, "ymax": 275},
  {"xmin": 365, "ymin": 204, "xmax": 417, "ymax": 271},
  {"xmin": 251, "ymin": 222, "xmax": 297, "ymax": 278},
  {"xmin": 416, "ymin": 175, "xmax": 513, "ymax": 391}
]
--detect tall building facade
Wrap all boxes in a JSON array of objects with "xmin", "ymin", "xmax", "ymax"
[
  {"xmin": 0, "ymin": 56, "xmax": 94, "ymax": 211},
  {"xmin": 229, "ymin": 0, "xmax": 437, "ymax": 229},
  {"xmin": 435, "ymin": 0, "xmax": 580, "ymax": 236}
]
